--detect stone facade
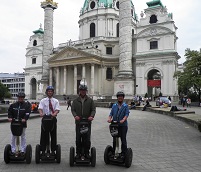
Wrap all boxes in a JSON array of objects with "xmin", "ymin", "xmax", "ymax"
[{"xmin": 24, "ymin": 0, "xmax": 180, "ymax": 100}]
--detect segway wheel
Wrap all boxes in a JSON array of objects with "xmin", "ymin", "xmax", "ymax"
[
  {"xmin": 69, "ymin": 146, "xmax": 75, "ymax": 167},
  {"xmin": 25, "ymin": 144, "xmax": 32, "ymax": 164},
  {"xmin": 35, "ymin": 144, "xmax": 41, "ymax": 164},
  {"xmin": 125, "ymin": 148, "xmax": 133, "ymax": 168},
  {"xmin": 4, "ymin": 144, "xmax": 11, "ymax": 164},
  {"xmin": 104, "ymin": 145, "xmax": 113, "ymax": 164},
  {"xmin": 56, "ymin": 144, "xmax": 61, "ymax": 163},
  {"xmin": 91, "ymin": 147, "xmax": 96, "ymax": 167}
]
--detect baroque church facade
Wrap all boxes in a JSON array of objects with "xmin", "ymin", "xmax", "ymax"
[{"xmin": 24, "ymin": 0, "xmax": 180, "ymax": 100}]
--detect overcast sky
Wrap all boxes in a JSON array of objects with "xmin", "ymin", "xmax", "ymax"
[{"xmin": 0, "ymin": 0, "xmax": 200, "ymax": 73}]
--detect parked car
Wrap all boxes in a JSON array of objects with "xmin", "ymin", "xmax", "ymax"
[{"xmin": 156, "ymin": 97, "xmax": 171, "ymax": 107}]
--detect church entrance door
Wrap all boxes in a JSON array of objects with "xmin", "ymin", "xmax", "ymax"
[
  {"xmin": 30, "ymin": 78, "xmax": 37, "ymax": 99},
  {"xmin": 147, "ymin": 69, "xmax": 161, "ymax": 100}
]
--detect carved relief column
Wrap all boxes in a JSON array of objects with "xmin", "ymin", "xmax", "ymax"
[
  {"xmin": 113, "ymin": 0, "xmax": 134, "ymax": 97},
  {"xmin": 74, "ymin": 65, "xmax": 77, "ymax": 95},
  {"xmin": 63, "ymin": 66, "xmax": 67, "ymax": 94},
  {"xmin": 91, "ymin": 64, "xmax": 95, "ymax": 95},
  {"xmin": 41, "ymin": 1, "xmax": 57, "ymax": 82},
  {"xmin": 49, "ymin": 67, "xmax": 53, "ymax": 86},
  {"xmin": 56, "ymin": 67, "xmax": 60, "ymax": 95}
]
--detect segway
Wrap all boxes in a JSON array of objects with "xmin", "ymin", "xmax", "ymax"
[
  {"xmin": 69, "ymin": 118, "xmax": 96, "ymax": 167},
  {"xmin": 104, "ymin": 121, "xmax": 133, "ymax": 168},
  {"xmin": 35, "ymin": 115, "xmax": 61, "ymax": 163},
  {"xmin": 4, "ymin": 118, "xmax": 32, "ymax": 164}
]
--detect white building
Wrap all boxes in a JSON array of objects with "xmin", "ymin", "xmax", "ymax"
[
  {"xmin": 0, "ymin": 73, "xmax": 25, "ymax": 98},
  {"xmin": 24, "ymin": 0, "xmax": 180, "ymax": 100}
]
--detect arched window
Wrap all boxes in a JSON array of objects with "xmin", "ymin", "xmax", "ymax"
[
  {"xmin": 90, "ymin": 23, "xmax": 95, "ymax": 37},
  {"xmin": 33, "ymin": 40, "xmax": 37, "ymax": 46},
  {"xmin": 116, "ymin": 23, "xmax": 119, "ymax": 37},
  {"xmin": 116, "ymin": 1, "xmax": 119, "ymax": 9},
  {"xmin": 149, "ymin": 15, "xmax": 158, "ymax": 24}
]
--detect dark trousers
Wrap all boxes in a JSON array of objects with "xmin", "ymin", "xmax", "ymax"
[
  {"xmin": 40, "ymin": 117, "xmax": 57, "ymax": 152},
  {"xmin": 113, "ymin": 126, "xmax": 128, "ymax": 155},
  {"xmin": 76, "ymin": 124, "xmax": 91, "ymax": 155},
  {"xmin": 67, "ymin": 104, "xmax": 71, "ymax": 110}
]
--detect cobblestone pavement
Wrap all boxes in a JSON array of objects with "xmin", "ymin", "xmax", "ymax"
[{"xmin": 0, "ymin": 106, "xmax": 201, "ymax": 172}]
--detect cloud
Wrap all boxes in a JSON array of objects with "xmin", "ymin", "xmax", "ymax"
[{"xmin": 0, "ymin": 0, "xmax": 200, "ymax": 73}]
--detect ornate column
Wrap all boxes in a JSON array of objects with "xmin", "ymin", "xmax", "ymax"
[
  {"xmin": 63, "ymin": 66, "xmax": 67, "ymax": 94},
  {"xmin": 56, "ymin": 67, "xmax": 60, "ymax": 94},
  {"xmin": 49, "ymin": 67, "xmax": 53, "ymax": 86},
  {"xmin": 82, "ymin": 64, "xmax": 86, "ymax": 80},
  {"xmin": 40, "ymin": 0, "xmax": 58, "ymax": 85},
  {"xmin": 74, "ymin": 65, "xmax": 77, "ymax": 95},
  {"xmin": 91, "ymin": 64, "xmax": 95, "ymax": 95},
  {"xmin": 114, "ymin": 0, "xmax": 134, "ymax": 97}
]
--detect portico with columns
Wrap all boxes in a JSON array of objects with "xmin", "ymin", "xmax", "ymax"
[{"xmin": 48, "ymin": 46, "xmax": 119, "ymax": 97}]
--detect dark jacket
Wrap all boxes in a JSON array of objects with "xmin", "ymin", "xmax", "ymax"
[
  {"xmin": 71, "ymin": 95, "xmax": 96, "ymax": 124},
  {"xmin": 8, "ymin": 101, "xmax": 31, "ymax": 128},
  {"xmin": 109, "ymin": 102, "xmax": 130, "ymax": 126}
]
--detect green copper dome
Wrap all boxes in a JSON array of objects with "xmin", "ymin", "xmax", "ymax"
[
  {"xmin": 82, "ymin": 0, "xmax": 113, "ymax": 13},
  {"xmin": 81, "ymin": 0, "xmax": 135, "ymax": 15}
]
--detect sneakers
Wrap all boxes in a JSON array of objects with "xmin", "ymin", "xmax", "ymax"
[
  {"xmin": 120, "ymin": 153, "xmax": 125, "ymax": 159},
  {"xmin": 75, "ymin": 154, "xmax": 80, "ymax": 159},
  {"xmin": 85, "ymin": 154, "xmax": 90, "ymax": 159},
  {"xmin": 21, "ymin": 152, "xmax": 25, "ymax": 156},
  {"xmin": 51, "ymin": 151, "xmax": 55, "ymax": 156}
]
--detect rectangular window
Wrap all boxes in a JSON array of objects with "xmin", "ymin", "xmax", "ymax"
[
  {"xmin": 150, "ymin": 41, "xmax": 158, "ymax": 49},
  {"xmin": 106, "ymin": 47, "xmax": 112, "ymax": 55},
  {"xmin": 106, "ymin": 67, "xmax": 113, "ymax": 80},
  {"xmin": 32, "ymin": 58, "xmax": 36, "ymax": 64}
]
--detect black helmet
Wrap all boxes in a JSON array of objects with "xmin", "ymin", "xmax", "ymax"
[
  {"xmin": 116, "ymin": 91, "xmax": 125, "ymax": 98},
  {"xmin": 46, "ymin": 85, "xmax": 54, "ymax": 92},
  {"xmin": 17, "ymin": 92, "xmax": 25, "ymax": 98},
  {"xmin": 79, "ymin": 84, "xmax": 88, "ymax": 91}
]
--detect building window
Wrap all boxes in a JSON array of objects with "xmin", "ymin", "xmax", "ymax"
[
  {"xmin": 150, "ymin": 41, "xmax": 158, "ymax": 49},
  {"xmin": 32, "ymin": 58, "xmax": 36, "ymax": 64},
  {"xmin": 90, "ymin": 1, "xmax": 95, "ymax": 9},
  {"xmin": 106, "ymin": 68, "xmax": 113, "ymax": 80},
  {"xmin": 116, "ymin": 23, "xmax": 119, "ymax": 37},
  {"xmin": 106, "ymin": 47, "xmax": 112, "ymax": 54},
  {"xmin": 116, "ymin": 1, "xmax": 119, "ymax": 9},
  {"xmin": 90, "ymin": 23, "xmax": 95, "ymax": 37},
  {"xmin": 33, "ymin": 40, "xmax": 37, "ymax": 46},
  {"xmin": 149, "ymin": 15, "xmax": 157, "ymax": 24}
]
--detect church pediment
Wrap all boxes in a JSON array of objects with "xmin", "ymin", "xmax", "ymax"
[
  {"xmin": 137, "ymin": 26, "xmax": 173, "ymax": 38},
  {"xmin": 50, "ymin": 46, "xmax": 99, "ymax": 62},
  {"xmin": 48, "ymin": 46, "xmax": 102, "ymax": 66},
  {"xmin": 26, "ymin": 48, "xmax": 42, "ymax": 56}
]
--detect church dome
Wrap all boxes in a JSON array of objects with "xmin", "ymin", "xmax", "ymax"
[
  {"xmin": 81, "ymin": 0, "xmax": 118, "ymax": 15},
  {"xmin": 81, "ymin": 0, "xmax": 136, "ymax": 19}
]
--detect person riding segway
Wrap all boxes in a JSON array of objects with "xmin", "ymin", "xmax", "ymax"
[
  {"xmin": 70, "ymin": 84, "xmax": 96, "ymax": 167},
  {"xmin": 4, "ymin": 92, "xmax": 32, "ymax": 164},
  {"xmin": 35, "ymin": 86, "xmax": 61, "ymax": 163},
  {"xmin": 105, "ymin": 91, "xmax": 133, "ymax": 168}
]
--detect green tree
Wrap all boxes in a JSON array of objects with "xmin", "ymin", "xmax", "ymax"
[
  {"xmin": 174, "ymin": 48, "xmax": 201, "ymax": 100},
  {"xmin": 0, "ymin": 82, "xmax": 11, "ymax": 100}
]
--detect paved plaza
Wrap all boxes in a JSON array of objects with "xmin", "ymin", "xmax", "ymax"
[{"xmin": 0, "ymin": 106, "xmax": 201, "ymax": 172}]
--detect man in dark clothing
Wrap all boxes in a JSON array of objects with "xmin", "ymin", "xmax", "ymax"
[
  {"xmin": 66, "ymin": 97, "xmax": 71, "ymax": 110},
  {"xmin": 8, "ymin": 92, "xmax": 31, "ymax": 154},
  {"xmin": 142, "ymin": 99, "xmax": 151, "ymax": 111},
  {"xmin": 71, "ymin": 84, "xmax": 96, "ymax": 159}
]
